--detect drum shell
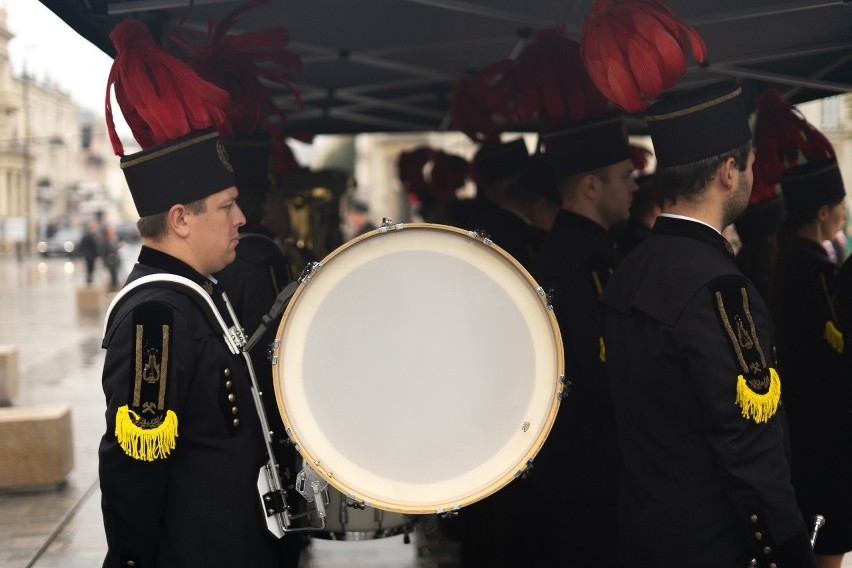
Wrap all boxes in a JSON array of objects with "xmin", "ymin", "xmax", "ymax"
[{"xmin": 294, "ymin": 487, "xmax": 415, "ymax": 541}]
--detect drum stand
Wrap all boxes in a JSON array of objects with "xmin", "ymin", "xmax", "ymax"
[{"xmin": 238, "ymin": 265, "xmax": 331, "ymax": 535}]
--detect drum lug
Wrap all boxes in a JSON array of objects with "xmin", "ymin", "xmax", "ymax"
[
  {"xmin": 467, "ymin": 229, "xmax": 493, "ymax": 246},
  {"xmin": 536, "ymin": 287, "xmax": 555, "ymax": 311},
  {"xmin": 515, "ymin": 458, "xmax": 534, "ymax": 480},
  {"xmin": 345, "ymin": 493, "xmax": 368, "ymax": 510},
  {"xmin": 538, "ymin": 288, "xmax": 553, "ymax": 311},
  {"xmin": 557, "ymin": 375, "xmax": 571, "ymax": 400},
  {"xmin": 299, "ymin": 262, "xmax": 322, "ymax": 284},
  {"xmin": 379, "ymin": 218, "xmax": 405, "ymax": 233},
  {"xmin": 436, "ymin": 504, "xmax": 460, "ymax": 518},
  {"xmin": 267, "ymin": 339, "xmax": 280, "ymax": 364}
]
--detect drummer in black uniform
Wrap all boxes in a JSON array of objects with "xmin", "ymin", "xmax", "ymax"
[
  {"xmin": 599, "ymin": 82, "xmax": 817, "ymax": 567},
  {"xmin": 529, "ymin": 113, "xmax": 636, "ymax": 567},
  {"xmin": 98, "ymin": 20, "xmax": 284, "ymax": 567},
  {"xmin": 449, "ymin": 138, "xmax": 528, "ymax": 231}
]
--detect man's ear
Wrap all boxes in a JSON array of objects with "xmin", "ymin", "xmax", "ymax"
[
  {"xmin": 579, "ymin": 173, "xmax": 599, "ymax": 200},
  {"xmin": 718, "ymin": 156, "xmax": 739, "ymax": 191},
  {"xmin": 817, "ymin": 203, "xmax": 831, "ymax": 222},
  {"xmin": 167, "ymin": 204, "xmax": 190, "ymax": 238}
]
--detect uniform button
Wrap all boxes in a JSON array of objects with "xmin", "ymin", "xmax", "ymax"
[
  {"xmin": 127, "ymin": 562, "xmax": 135, "ymax": 567},
  {"xmin": 769, "ymin": 564, "xmax": 777, "ymax": 568},
  {"xmin": 232, "ymin": 406, "xmax": 239, "ymax": 415},
  {"xmin": 750, "ymin": 514, "xmax": 759, "ymax": 523},
  {"xmin": 228, "ymin": 394, "xmax": 235, "ymax": 402},
  {"xmin": 763, "ymin": 547, "xmax": 772, "ymax": 555},
  {"xmin": 225, "ymin": 380, "xmax": 232, "ymax": 389},
  {"xmin": 224, "ymin": 368, "xmax": 231, "ymax": 377},
  {"xmin": 754, "ymin": 531, "xmax": 763, "ymax": 540},
  {"xmin": 233, "ymin": 418, "xmax": 240, "ymax": 427}
]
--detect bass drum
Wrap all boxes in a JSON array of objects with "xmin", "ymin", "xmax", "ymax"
[{"xmin": 272, "ymin": 223, "xmax": 563, "ymax": 516}]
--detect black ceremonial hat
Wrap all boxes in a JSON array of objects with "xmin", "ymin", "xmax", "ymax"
[
  {"xmin": 541, "ymin": 113, "xmax": 631, "ymax": 177},
  {"xmin": 781, "ymin": 158, "xmax": 846, "ymax": 215},
  {"xmin": 222, "ymin": 131, "xmax": 272, "ymax": 192},
  {"xmin": 645, "ymin": 82, "xmax": 751, "ymax": 167},
  {"xmin": 106, "ymin": 20, "xmax": 236, "ymax": 217},
  {"xmin": 473, "ymin": 138, "xmax": 529, "ymax": 185},
  {"xmin": 120, "ymin": 129, "xmax": 236, "ymax": 218}
]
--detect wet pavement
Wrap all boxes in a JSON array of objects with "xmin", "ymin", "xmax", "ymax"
[{"xmin": 0, "ymin": 249, "xmax": 456, "ymax": 568}]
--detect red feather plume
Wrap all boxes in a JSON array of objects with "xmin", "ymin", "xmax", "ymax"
[
  {"xmin": 398, "ymin": 147, "xmax": 437, "ymax": 198},
  {"xmin": 495, "ymin": 26, "xmax": 609, "ymax": 123},
  {"xmin": 450, "ymin": 60, "xmax": 515, "ymax": 144},
  {"xmin": 580, "ymin": 0, "xmax": 706, "ymax": 112},
  {"xmin": 171, "ymin": 0, "xmax": 303, "ymax": 137},
  {"xmin": 106, "ymin": 19, "xmax": 231, "ymax": 156},
  {"xmin": 429, "ymin": 151, "xmax": 470, "ymax": 199},
  {"xmin": 752, "ymin": 90, "xmax": 835, "ymax": 202},
  {"xmin": 270, "ymin": 136, "xmax": 303, "ymax": 175}
]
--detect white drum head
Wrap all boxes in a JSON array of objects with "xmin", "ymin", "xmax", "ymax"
[{"xmin": 273, "ymin": 224, "xmax": 563, "ymax": 514}]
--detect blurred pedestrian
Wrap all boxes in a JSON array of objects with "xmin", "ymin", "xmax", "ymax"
[
  {"xmin": 78, "ymin": 220, "xmax": 101, "ymax": 285},
  {"xmin": 101, "ymin": 224, "xmax": 122, "ymax": 292}
]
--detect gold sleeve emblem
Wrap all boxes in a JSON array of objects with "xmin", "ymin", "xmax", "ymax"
[
  {"xmin": 115, "ymin": 305, "xmax": 178, "ymax": 461},
  {"xmin": 712, "ymin": 279, "xmax": 780, "ymax": 424}
]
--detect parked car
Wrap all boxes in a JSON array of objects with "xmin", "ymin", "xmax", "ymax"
[
  {"xmin": 115, "ymin": 221, "xmax": 141, "ymax": 243},
  {"xmin": 37, "ymin": 227, "xmax": 84, "ymax": 257}
]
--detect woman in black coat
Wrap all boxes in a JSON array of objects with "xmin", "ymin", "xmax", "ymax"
[{"xmin": 770, "ymin": 158, "xmax": 851, "ymax": 568}]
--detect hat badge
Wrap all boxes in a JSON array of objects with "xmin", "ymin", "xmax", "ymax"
[{"xmin": 216, "ymin": 140, "xmax": 234, "ymax": 173}]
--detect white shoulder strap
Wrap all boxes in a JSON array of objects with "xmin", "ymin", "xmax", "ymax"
[{"xmin": 102, "ymin": 273, "xmax": 241, "ymax": 354}]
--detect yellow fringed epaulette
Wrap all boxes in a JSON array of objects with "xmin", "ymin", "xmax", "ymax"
[
  {"xmin": 824, "ymin": 320, "xmax": 844, "ymax": 354},
  {"xmin": 115, "ymin": 404, "xmax": 178, "ymax": 461},
  {"xmin": 711, "ymin": 276, "xmax": 781, "ymax": 424},
  {"xmin": 736, "ymin": 368, "xmax": 781, "ymax": 423},
  {"xmin": 599, "ymin": 336, "xmax": 606, "ymax": 363}
]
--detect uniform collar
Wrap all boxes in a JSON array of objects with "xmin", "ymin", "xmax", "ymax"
[
  {"xmin": 651, "ymin": 215, "xmax": 735, "ymax": 258},
  {"xmin": 138, "ymin": 245, "xmax": 222, "ymax": 296},
  {"xmin": 557, "ymin": 209, "xmax": 612, "ymax": 238}
]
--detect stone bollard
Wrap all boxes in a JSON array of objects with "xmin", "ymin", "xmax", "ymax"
[
  {"xmin": 76, "ymin": 285, "xmax": 102, "ymax": 312},
  {"xmin": 0, "ymin": 404, "xmax": 74, "ymax": 489},
  {"xmin": 0, "ymin": 345, "xmax": 18, "ymax": 407}
]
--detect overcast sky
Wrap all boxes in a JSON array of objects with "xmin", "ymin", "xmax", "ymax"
[{"xmin": 6, "ymin": 0, "xmax": 114, "ymax": 115}]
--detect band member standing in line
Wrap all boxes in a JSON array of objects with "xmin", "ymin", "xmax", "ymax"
[
  {"xmin": 98, "ymin": 20, "xmax": 283, "ymax": 566},
  {"xmin": 174, "ymin": 5, "xmax": 305, "ymax": 562},
  {"xmin": 599, "ymin": 82, "xmax": 816, "ymax": 567},
  {"xmin": 529, "ymin": 113, "xmax": 637, "ymax": 567}
]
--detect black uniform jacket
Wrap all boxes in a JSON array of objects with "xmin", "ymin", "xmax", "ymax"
[
  {"xmin": 773, "ymin": 238, "xmax": 852, "ymax": 554},
  {"xmin": 214, "ymin": 229, "xmax": 302, "ymax": 529},
  {"xmin": 215, "ymin": 226, "xmax": 292, "ymax": 336},
  {"xmin": 99, "ymin": 247, "xmax": 279, "ymax": 567},
  {"xmin": 472, "ymin": 201, "xmax": 544, "ymax": 272},
  {"xmin": 531, "ymin": 209, "xmax": 621, "ymax": 504},
  {"xmin": 600, "ymin": 216, "xmax": 813, "ymax": 567}
]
